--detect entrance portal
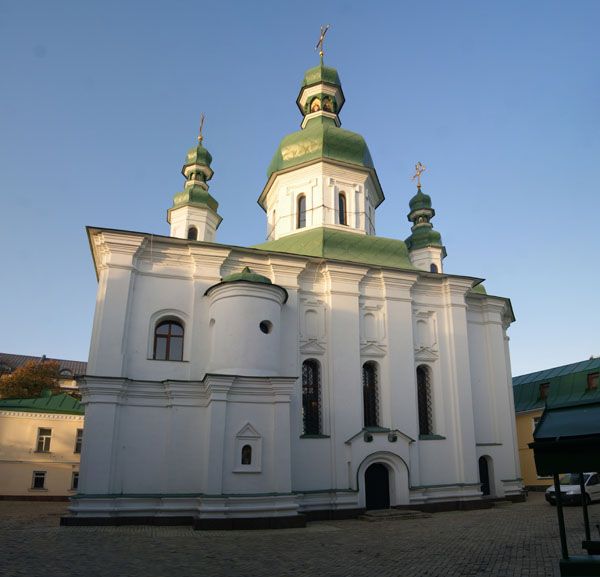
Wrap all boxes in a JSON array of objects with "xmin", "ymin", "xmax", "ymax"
[
  {"xmin": 365, "ymin": 463, "xmax": 390, "ymax": 510},
  {"xmin": 479, "ymin": 456, "xmax": 491, "ymax": 496}
]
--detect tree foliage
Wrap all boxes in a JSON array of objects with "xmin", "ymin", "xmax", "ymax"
[{"xmin": 0, "ymin": 360, "xmax": 62, "ymax": 399}]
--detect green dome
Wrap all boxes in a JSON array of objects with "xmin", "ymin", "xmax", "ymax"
[
  {"xmin": 267, "ymin": 116, "xmax": 374, "ymax": 177},
  {"xmin": 184, "ymin": 142, "xmax": 212, "ymax": 169},
  {"xmin": 302, "ymin": 64, "xmax": 341, "ymax": 87},
  {"xmin": 405, "ymin": 226, "xmax": 443, "ymax": 251},
  {"xmin": 221, "ymin": 266, "xmax": 272, "ymax": 285},
  {"xmin": 172, "ymin": 184, "xmax": 218, "ymax": 211},
  {"xmin": 408, "ymin": 189, "xmax": 432, "ymax": 212}
]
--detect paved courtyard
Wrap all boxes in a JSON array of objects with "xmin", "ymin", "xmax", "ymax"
[{"xmin": 1, "ymin": 493, "xmax": 598, "ymax": 577}]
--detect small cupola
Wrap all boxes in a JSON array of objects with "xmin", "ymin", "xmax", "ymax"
[
  {"xmin": 405, "ymin": 163, "xmax": 446, "ymax": 273},
  {"xmin": 167, "ymin": 116, "xmax": 222, "ymax": 242}
]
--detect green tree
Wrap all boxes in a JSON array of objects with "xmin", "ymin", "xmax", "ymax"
[{"xmin": 0, "ymin": 360, "xmax": 61, "ymax": 399}]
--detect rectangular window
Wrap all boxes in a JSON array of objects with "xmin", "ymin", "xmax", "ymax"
[
  {"xmin": 539, "ymin": 383, "xmax": 550, "ymax": 401},
  {"xmin": 36, "ymin": 428, "xmax": 52, "ymax": 452},
  {"xmin": 71, "ymin": 472, "xmax": 79, "ymax": 491},
  {"xmin": 587, "ymin": 373, "xmax": 599, "ymax": 391},
  {"xmin": 32, "ymin": 471, "xmax": 46, "ymax": 490},
  {"xmin": 74, "ymin": 429, "xmax": 83, "ymax": 454}
]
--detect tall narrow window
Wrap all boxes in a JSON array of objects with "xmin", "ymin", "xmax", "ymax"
[
  {"xmin": 36, "ymin": 428, "xmax": 52, "ymax": 452},
  {"xmin": 338, "ymin": 192, "xmax": 347, "ymax": 226},
  {"xmin": 187, "ymin": 226, "xmax": 198, "ymax": 240},
  {"xmin": 153, "ymin": 320, "xmax": 184, "ymax": 361},
  {"xmin": 297, "ymin": 195, "xmax": 306, "ymax": 229},
  {"xmin": 241, "ymin": 445, "xmax": 252, "ymax": 465},
  {"xmin": 71, "ymin": 472, "xmax": 79, "ymax": 490},
  {"xmin": 417, "ymin": 365, "xmax": 433, "ymax": 435},
  {"xmin": 539, "ymin": 382, "xmax": 550, "ymax": 401},
  {"xmin": 362, "ymin": 362, "xmax": 379, "ymax": 427},
  {"xmin": 302, "ymin": 359, "xmax": 321, "ymax": 435},
  {"xmin": 74, "ymin": 429, "xmax": 83, "ymax": 454}
]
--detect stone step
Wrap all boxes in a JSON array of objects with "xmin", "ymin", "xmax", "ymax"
[{"xmin": 359, "ymin": 509, "xmax": 432, "ymax": 521}]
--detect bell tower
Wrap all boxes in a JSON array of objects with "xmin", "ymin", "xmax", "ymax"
[{"xmin": 167, "ymin": 117, "xmax": 222, "ymax": 242}]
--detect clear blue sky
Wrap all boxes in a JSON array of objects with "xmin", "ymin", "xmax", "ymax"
[{"xmin": 1, "ymin": 0, "xmax": 598, "ymax": 376}]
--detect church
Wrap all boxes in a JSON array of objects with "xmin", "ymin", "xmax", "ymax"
[{"xmin": 68, "ymin": 45, "xmax": 523, "ymax": 527}]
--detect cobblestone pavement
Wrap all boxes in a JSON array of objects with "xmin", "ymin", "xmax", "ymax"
[{"xmin": 1, "ymin": 493, "xmax": 599, "ymax": 577}]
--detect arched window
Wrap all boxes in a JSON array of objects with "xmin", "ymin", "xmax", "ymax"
[
  {"xmin": 362, "ymin": 362, "xmax": 379, "ymax": 428},
  {"xmin": 430, "ymin": 263, "xmax": 438, "ymax": 273},
  {"xmin": 338, "ymin": 192, "xmax": 347, "ymax": 226},
  {"xmin": 302, "ymin": 359, "xmax": 321, "ymax": 435},
  {"xmin": 417, "ymin": 365, "xmax": 433, "ymax": 435},
  {"xmin": 297, "ymin": 195, "xmax": 306, "ymax": 229},
  {"xmin": 187, "ymin": 226, "xmax": 198, "ymax": 240},
  {"xmin": 241, "ymin": 444, "xmax": 252, "ymax": 465},
  {"xmin": 153, "ymin": 320, "xmax": 184, "ymax": 361}
]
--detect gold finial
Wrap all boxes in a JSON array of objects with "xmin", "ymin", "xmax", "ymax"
[
  {"xmin": 197, "ymin": 113, "xmax": 205, "ymax": 144},
  {"xmin": 412, "ymin": 162, "xmax": 426, "ymax": 189},
  {"xmin": 315, "ymin": 24, "xmax": 330, "ymax": 61}
]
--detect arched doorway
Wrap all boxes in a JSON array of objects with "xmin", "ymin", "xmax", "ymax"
[
  {"xmin": 479, "ymin": 456, "xmax": 491, "ymax": 496},
  {"xmin": 365, "ymin": 463, "xmax": 390, "ymax": 510}
]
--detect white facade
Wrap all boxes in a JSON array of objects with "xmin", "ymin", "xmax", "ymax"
[{"xmin": 71, "ymin": 60, "xmax": 522, "ymax": 524}]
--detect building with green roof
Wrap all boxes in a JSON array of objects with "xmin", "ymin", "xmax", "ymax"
[
  {"xmin": 513, "ymin": 357, "xmax": 600, "ymax": 489},
  {"xmin": 0, "ymin": 372, "xmax": 85, "ymax": 498},
  {"xmin": 73, "ymin": 40, "xmax": 522, "ymax": 527}
]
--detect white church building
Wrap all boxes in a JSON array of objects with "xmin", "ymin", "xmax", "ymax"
[{"xmin": 67, "ymin": 55, "xmax": 523, "ymax": 528}]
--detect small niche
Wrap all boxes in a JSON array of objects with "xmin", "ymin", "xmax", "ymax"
[{"xmin": 259, "ymin": 320, "xmax": 273, "ymax": 334}]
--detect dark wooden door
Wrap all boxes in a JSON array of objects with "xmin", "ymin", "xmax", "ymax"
[
  {"xmin": 479, "ymin": 456, "xmax": 490, "ymax": 496},
  {"xmin": 365, "ymin": 463, "xmax": 390, "ymax": 510}
]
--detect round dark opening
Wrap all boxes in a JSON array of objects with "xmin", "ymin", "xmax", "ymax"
[{"xmin": 259, "ymin": 320, "xmax": 272, "ymax": 334}]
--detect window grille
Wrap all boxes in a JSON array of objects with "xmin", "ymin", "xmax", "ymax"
[
  {"xmin": 302, "ymin": 360, "xmax": 321, "ymax": 435},
  {"xmin": 417, "ymin": 365, "xmax": 433, "ymax": 435},
  {"xmin": 362, "ymin": 362, "xmax": 379, "ymax": 428}
]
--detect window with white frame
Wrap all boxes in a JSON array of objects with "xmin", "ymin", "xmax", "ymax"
[
  {"xmin": 36, "ymin": 428, "xmax": 52, "ymax": 452},
  {"xmin": 32, "ymin": 471, "xmax": 46, "ymax": 490}
]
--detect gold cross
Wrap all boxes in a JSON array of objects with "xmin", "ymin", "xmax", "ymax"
[
  {"xmin": 315, "ymin": 24, "xmax": 330, "ymax": 59},
  {"xmin": 412, "ymin": 162, "xmax": 426, "ymax": 188},
  {"xmin": 198, "ymin": 113, "xmax": 205, "ymax": 144}
]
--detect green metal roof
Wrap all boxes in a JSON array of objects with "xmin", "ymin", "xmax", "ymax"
[
  {"xmin": 0, "ymin": 392, "xmax": 84, "ymax": 415},
  {"xmin": 302, "ymin": 63, "xmax": 341, "ymax": 87},
  {"xmin": 170, "ymin": 184, "xmax": 219, "ymax": 212},
  {"xmin": 513, "ymin": 357, "xmax": 600, "ymax": 413},
  {"xmin": 183, "ymin": 142, "xmax": 213, "ymax": 171},
  {"xmin": 267, "ymin": 116, "xmax": 374, "ymax": 178},
  {"xmin": 530, "ymin": 400, "xmax": 600, "ymax": 475},
  {"xmin": 253, "ymin": 227, "xmax": 417, "ymax": 270},
  {"xmin": 221, "ymin": 266, "xmax": 272, "ymax": 285},
  {"xmin": 408, "ymin": 189, "xmax": 433, "ymax": 212}
]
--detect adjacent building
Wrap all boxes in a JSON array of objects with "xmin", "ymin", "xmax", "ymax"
[
  {"xmin": 512, "ymin": 357, "xmax": 600, "ymax": 490},
  {"xmin": 0, "ymin": 354, "xmax": 86, "ymax": 498}
]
